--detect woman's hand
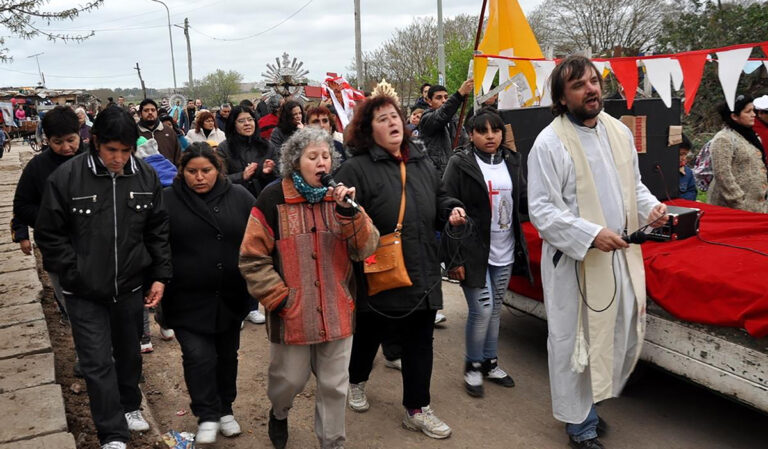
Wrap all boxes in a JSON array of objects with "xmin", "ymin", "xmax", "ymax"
[
  {"xmin": 330, "ymin": 183, "xmax": 355, "ymax": 208},
  {"xmin": 448, "ymin": 207, "xmax": 467, "ymax": 226},
  {"xmin": 144, "ymin": 281, "xmax": 165, "ymax": 308},
  {"xmin": 262, "ymin": 159, "xmax": 275, "ymax": 174},
  {"xmin": 243, "ymin": 162, "xmax": 258, "ymax": 180},
  {"xmin": 19, "ymin": 239, "xmax": 32, "ymax": 255},
  {"xmin": 447, "ymin": 266, "xmax": 465, "ymax": 281}
]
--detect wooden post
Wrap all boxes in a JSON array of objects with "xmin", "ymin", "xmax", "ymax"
[
  {"xmin": 453, "ymin": 0, "xmax": 488, "ymax": 147},
  {"xmin": 135, "ymin": 63, "xmax": 147, "ymax": 100}
]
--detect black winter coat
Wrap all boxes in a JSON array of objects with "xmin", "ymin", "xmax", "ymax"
[
  {"xmin": 11, "ymin": 144, "xmax": 83, "ymax": 242},
  {"xmin": 335, "ymin": 141, "xmax": 462, "ymax": 312},
  {"xmin": 418, "ymin": 91, "xmax": 469, "ymax": 174},
  {"xmin": 35, "ymin": 152, "xmax": 172, "ymax": 302},
  {"xmin": 442, "ymin": 145, "xmax": 533, "ymax": 288},
  {"xmin": 162, "ymin": 177, "xmax": 255, "ymax": 333},
  {"xmin": 217, "ymin": 135, "xmax": 278, "ymax": 198}
]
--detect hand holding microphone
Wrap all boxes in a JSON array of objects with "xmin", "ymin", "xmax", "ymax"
[{"xmin": 320, "ymin": 173, "xmax": 360, "ymax": 211}]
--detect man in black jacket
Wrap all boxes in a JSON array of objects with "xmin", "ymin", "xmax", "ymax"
[
  {"xmin": 418, "ymin": 79, "xmax": 473, "ymax": 174},
  {"xmin": 35, "ymin": 107, "xmax": 172, "ymax": 449},
  {"xmin": 12, "ymin": 106, "xmax": 83, "ymax": 316}
]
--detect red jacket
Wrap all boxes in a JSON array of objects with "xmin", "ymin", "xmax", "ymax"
[
  {"xmin": 754, "ymin": 118, "xmax": 768, "ymax": 164},
  {"xmin": 239, "ymin": 177, "xmax": 378, "ymax": 345}
]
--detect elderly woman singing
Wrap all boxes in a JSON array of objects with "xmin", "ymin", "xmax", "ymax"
[{"xmin": 239, "ymin": 127, "xmax": 378, "ymax": 449}]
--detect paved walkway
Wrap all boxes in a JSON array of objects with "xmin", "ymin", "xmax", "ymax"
[{"xmin": 0, "ymin": 146, "xmax": 75, "ymax": 448}]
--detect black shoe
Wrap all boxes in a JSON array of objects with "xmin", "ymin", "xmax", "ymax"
[
  {"xmin": 464, "ymin": 361, "xmax": 484, "ymax": 398},
  {"xmin": 569, "ymin": 436, "xmax": 605, "ymax": 449},
  {"xmin": 268, "ymin": 409, "xmax": 288, "ymax": 449},
  {"xmin": 597, "ymin": 416, "xmax": 608, "ymax": 438},
  {"xmin": 482, "ymin": 358, "xmax": 515, "ymax": 387}
]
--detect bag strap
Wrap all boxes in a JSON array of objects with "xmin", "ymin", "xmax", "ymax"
[{"xmin": 395, "ymin": 161, "xmax": 406, "ymax": 234}]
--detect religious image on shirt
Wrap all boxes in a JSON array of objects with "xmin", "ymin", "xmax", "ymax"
[{"xmin": 498, "ymin": 197, "xmax": 511, "ymax": 229}]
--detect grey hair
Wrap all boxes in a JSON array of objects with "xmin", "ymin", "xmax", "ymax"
[
  {"xmin": 279, "ymin": 127, "xmax": 339, "ymax": 178},
  {"xmin": 74, "ymin": 107, "xmax": 87, "ymax": 116}
]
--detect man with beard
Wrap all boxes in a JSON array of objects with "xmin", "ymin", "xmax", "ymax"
[
  {"xmin": 527, "ymin": 56, "xmax": 667, "ymax": 449},
  {"xmin": 138, "ymin": 99, "xmax": 182, "ymax": 165}
]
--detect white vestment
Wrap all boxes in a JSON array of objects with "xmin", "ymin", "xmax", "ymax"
[{"xmin": 527, "ymin": 118, "xmax": 659, "ymax": 424}]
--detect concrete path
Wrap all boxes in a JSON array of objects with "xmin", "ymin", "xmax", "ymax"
[{"xmin": 0, "ymin": 146, "xmax": 75, "ymax": 448}]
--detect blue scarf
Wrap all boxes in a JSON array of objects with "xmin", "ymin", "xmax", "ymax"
[{"xmin": 291, "ymin": 171, "xmax": 328, "ymax": 203}]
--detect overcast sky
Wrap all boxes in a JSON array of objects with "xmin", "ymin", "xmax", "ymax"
[{"xmin": 1, "ymin": 0, "xmax": 543, "ymax": 90}]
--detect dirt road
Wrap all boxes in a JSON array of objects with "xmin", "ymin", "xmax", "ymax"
[{"xmin": 138, "ymin": 282, "xmax": 768, "ymax": 449}]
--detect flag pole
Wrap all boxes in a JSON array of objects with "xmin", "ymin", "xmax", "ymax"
[{"xmin": 453, "ymin": 0, "xmax": 488, "ymax": 147}]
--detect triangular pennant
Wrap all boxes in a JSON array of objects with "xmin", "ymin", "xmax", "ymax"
[
  {"xmin": 532, "ymin": 60, "xmax": 556, "ymax": 106},
  {"xmin": 716, "ymin": 47, "xmax": 753, "ymax": 111},
  {"xmin": 593, "ymin": 61, "xmax": 607, "ymax": 78},
  {"xmin": 610, "ymin": 59, "xmax": 639, "ymax": 109},
  {"xmin": 670, "ymin": 59, "xmax": 683, "ymax": 90},
  {"xmin": 643, "ymin": 58, "xmax": 675, "ymax": 108},
  {"xmin": 674, "ymin": 52, "xmax": 707, "ymax": 114},
  {"xmin": 761, "ymin": 43, "xmax": 768, "ymax": 58},
  {"xmin": 743, "ymin": 61, "xmax": 763, "ymax": 74}
]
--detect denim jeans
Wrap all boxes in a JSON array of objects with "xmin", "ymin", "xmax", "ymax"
[
  {"xmin": 461, "ymin": 264, "xmax": 512, "ymax": 363},
  {"xmin": 566, "ymin": 404, "xmax": 598, "ymax": 442}
]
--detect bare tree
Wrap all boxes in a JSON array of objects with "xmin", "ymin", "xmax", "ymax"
[
  {"xmin": 0, "ymin": 0, "xmax": 104, "ymax": 62},
  {"xmin": 529, "ymin": 0, "xmax": 671, "ymax": 56}
]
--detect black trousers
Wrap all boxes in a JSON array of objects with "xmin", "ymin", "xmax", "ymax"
[
  {"xmin": 349, "ymin": 309, "xmax": 436, "ymax": 409},
  {"xmin": 174, "ymin": 326, "xmax": 240, "ymax": 423},
  {"xmin": 66, "ymin": 291, "xmax": 144, "ymax": 445}
]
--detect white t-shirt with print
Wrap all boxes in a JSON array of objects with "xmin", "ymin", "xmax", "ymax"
[{"xmin": 475, "ymin": 153, "xmax": 515, "ymax": 266}]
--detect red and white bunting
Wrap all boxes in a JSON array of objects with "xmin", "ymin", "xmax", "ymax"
[
  {"xmin": 643, "ymin": 58, "xmax": 678, "ymax": 108},
  {"xmin": 609, "ymin": 59, "xmax": 639, "ymax": 109},
  {"xmin": 716, "ymin": 47, "xmax": 753, "ymax": 111}
]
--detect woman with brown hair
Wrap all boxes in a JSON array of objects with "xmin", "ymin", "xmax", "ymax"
[
  {"xmin": 335, "ymin": 94, "xmax": 466, "ymax": 440},
  {"xmin": 186, "ymin": 110, "xmax": 226, "ymax": 144}
]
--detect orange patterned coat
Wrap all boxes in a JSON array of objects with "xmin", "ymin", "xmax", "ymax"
[{"xmin": 239, "ymin": 178, "xmax": 379, "ymax": 345}]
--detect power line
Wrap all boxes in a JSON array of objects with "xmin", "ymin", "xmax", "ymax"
[
  {"xmin": 189, "ymin": 0, "xmax": 313, "ymax": 41},
  {"xmin": 0, "ymin": 66, "xmax": 135, "ymax": 79}
]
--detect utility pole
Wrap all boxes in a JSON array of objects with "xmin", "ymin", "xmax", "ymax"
[
  {"xmin": 135, "ymin": 63, "xmax": 147, "ymax": 99},
  {"xmin": 151, "ymin": 0, "xmax": 178, "ymax": 91},
  {"xmin": 436, "ymin": 0, "xmax": 446, "ymax": 86},
  {"xmin": 27, "ymin": 52, "xmax": 45, "ymax": 87},
  {"xmin": 175, "ymin": 18, "xmax": 194, "ymax": 93},
  {"xmin": 354, "ymin": 0, "xmax": 363, "ymax": 90}
]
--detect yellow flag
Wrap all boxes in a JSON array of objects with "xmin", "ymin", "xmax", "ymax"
[{"xmin": 475, "ymin": 0, "xmax": 544, "ymax": 107}]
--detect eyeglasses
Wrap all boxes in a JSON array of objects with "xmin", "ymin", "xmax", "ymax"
[{"xmin": 236, "ymin": 117, "xmax": 255, "ymax": 124}]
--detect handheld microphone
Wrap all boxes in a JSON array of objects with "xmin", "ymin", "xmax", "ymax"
[
  {"xmin": 319, "ymin": 173, "xmax": 360, "ymax": 211},
  {"xmin": 621, "ymin": 231, "xmax": 648, "ymax": 244}
]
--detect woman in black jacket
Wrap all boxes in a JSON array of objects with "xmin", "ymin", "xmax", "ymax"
[
  {"xmin": 335, "ymin": 94, "xmax": 466, "ymax": 440},
  {"xmin": 161, "ymin": 142, "xmax": 255, "ymax": 444},
  {"xmin": 217, "ymin": 105, "xmax": 277, "ymax": 199},
  {"xmin": 269, "ymin": 100, "xmax": 304, "ymax": 150},
  {"xmin": 441, "ymin": 110, "xmax": 532, "ymax": 398}
]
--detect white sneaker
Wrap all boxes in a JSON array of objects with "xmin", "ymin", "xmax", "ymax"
[
  {"xmin": 219, "ymin": 414, "xmax": 242, "ymax": 437},
  {"xmin": 245, "ymin": 309, "xmax": 266, "ymax": 324},
  {"xmin": 402, "ymin": 405, "xmax": 452, "ymax": 439},
  {"xmin": 384, "ymin": 358, "xmax": 402, "ymax": 370},
  {"xmin": 101, "ymin": 442, "xmax": 126, "ymax": 449},
  {"xmin": 348, "ymin": 382, "xmax": 370, "ymax": 412},
  {"xmin": 434, "ymin": 312, "xmax": 447, "ymax": 325},
  {"xmin": 159, "ymin": 327, "xmax": 175, "ymax": 340},
  {"xmin": 125, "ymin": 410, "xmax": 150, "ymax": 431},
  {"xmin": 196, "ymin": 421, "xmax": 219, "ymax": 444}
]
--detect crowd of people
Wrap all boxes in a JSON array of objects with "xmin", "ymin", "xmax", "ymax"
[{"xmin": 8, "ymin": 55, "xmax": 768, "ymax": 449}]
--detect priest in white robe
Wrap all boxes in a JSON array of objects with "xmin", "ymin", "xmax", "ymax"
[{"xmin": 527, "ymin": 55, "xmax": 667, "ymax": 449}]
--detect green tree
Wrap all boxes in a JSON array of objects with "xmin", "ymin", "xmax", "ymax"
[
  {"xmin": 191, "ymin": 70, "xmax": 244, "ymax": 108},
  {"xmin": 656, "ymin": 0, "xmax": 768, "ymax": 143},
  {"xmin": 0, "ymin": 0, "xmax": 103, "ymax": 62},
  {"xmin": 425, "ymin": 36, "xmax": 474, "ymax": 94}
]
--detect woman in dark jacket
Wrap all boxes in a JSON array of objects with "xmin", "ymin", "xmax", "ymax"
[
  {"xmin": 162, "ymin": 142, "xmax": 255, "ymax": 444},
  {"xmin": 269, "ymin": 100, "xmax": 304, "ymax": 150},
  {"xmin": 441, "ymin": 110, "xmax": 532, "ymax": 398},
  {"xmin": 217, "ymin": 105, "xmax": 277, "ymax": 199},
  {"xmin": 335, "ymin": 94, "xmax": 466, "ymax": 440}
]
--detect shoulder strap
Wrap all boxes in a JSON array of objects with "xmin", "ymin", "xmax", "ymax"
[{"xmin": 395, "ymin": 161, "xmax": 406, "ymax": 233}]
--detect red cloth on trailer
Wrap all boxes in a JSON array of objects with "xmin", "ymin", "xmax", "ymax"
[{"xmin": 508, "ymin": 199, "xmax": 768, "ymax": 337}]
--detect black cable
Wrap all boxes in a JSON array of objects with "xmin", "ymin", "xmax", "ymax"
[
  {"xmin": 654, "ymin": 163, "xmax": 673, "ymax": 203},
  {"xmin": 574, "ymin": 250, "xmax": 619, "ymax": 313},
  {"xmin": 693, "ymin": 213, "xmax": 768, "ymax": 258}
]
